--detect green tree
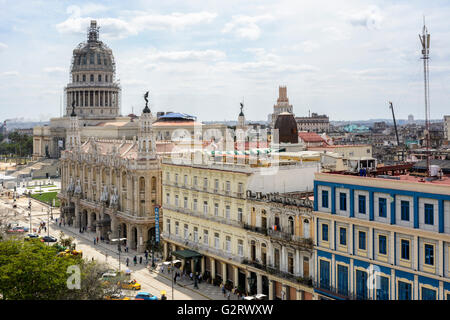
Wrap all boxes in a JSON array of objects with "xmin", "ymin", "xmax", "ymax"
[{"xmin": 0, "ymin": 239, "xmax": 120, "ymax": 300}]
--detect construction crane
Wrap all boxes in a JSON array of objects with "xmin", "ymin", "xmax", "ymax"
[{"xmin": 389, "ymin": 101, "xmax": 403, "ymax": 162}]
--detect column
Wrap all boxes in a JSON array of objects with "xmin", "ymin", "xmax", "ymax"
[
  {"xmin": 296, "ymin": 289, "xmax": 304, "ymax": 300},
  {"xmin": 126, "ymin": 223, "xmax": 132, "ymax": 250},
  {"xmin": 281, "ymin": 284, "xmax": 288, "ymax": 300},
  {"xmin": 295, "ymin": 249, "xmax": 301, "ymax": 276},
  {"xmin": 201, "ymin": 257, "xmax": 205, "ymax": 274},
  {"xmin": 233, "ymin": 266, "xmax": 239, "ymax": 288},
  {"xmin": 211, "ymin": 258, "xmax": 216, "ymax": 280},
  {"xmin": 74, "ymin": 202, "xmax": 80, "ymax": 228},
  {"xmin": 331, "ymin": 254, "xmax": 336, "ymax": 289},
  {"xmin": 390, "ymin": 269, "xmax": 395, "ymax": 300},
  {"xmin": 413, "ymin": 235, "xmax": 419, "ymax": 271},
  {"xmin": 87, "ymin": 211, "xmax": 92, "ymax": 230},
  {"xmin": 163, "ymin": 242, "xmax": 168, "ymax": 260},
  {"xmin": 331, "ymin": 220, "xmax": 335, "ymax": 250},
  {"xmin": 269, "ymin": 280, "xmax": 274, "ymax": 300},
  {"xmin": 245, "ymin": 271, "xmax": 250, "ymax": 294},
  {"xmin": 368, "ymin": 227, "xmax": 373, "ymax": 260},
  {"xmin": 389, "ymin": 231, "xmax": 395, "ymax": 265},
  {"xmin": 349, "ymin": 259, "xmax": 354, "ymax": 296},
  {"xmin": 349, "ymin": 222, "xmax": 354, "ymax": 255},
  {"xmin": 110, "ymin": 215, "xmax": 118, "ymax": 239},
  {"xmin": 102, "ymin": 91, "xmax": 105, "ymax": 107},
  {"xmin": 281, "ymin": 246, "xmax": 286, "ymax": 272},
  {"xmin": 413, "ymin": 275, "xmax": 419, "ymax": 300},
  {"xmin": 438, "ymin": 240, "xmax": 444, "ymax": 277},
  {"xmin": 222, "ymin": 262, "xmax": 227, "ymax": 285},
  {"xmin": 256, "ymin": 273, "xmax": 262, "ymax": 294}
]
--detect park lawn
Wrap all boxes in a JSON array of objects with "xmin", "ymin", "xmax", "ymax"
[
  {"xmin": 26, "ymin": 185, "xmax": 57, "ymax": 189},
  {"xmin": 31, "ymin": 191, "xmax": 60, "ymax": 207}
]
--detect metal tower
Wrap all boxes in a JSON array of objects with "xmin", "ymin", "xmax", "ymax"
[{"xmin": 419, "ymin": 19, "xmax": 431, "ymax": 176}]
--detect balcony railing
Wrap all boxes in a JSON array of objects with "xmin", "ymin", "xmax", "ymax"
[
  {"xmin": 242, "ymin": 259, "xmax": 313, "ymax": 287},
  {"xmin": 312, "ymin": 280, "xmax": 368, "ymax": 300},
  {"xmin": 268, "ymin": 229, "xmax": 313, "ymax": 248},
  {"xmin": 242, "ymin": 224, "xmax": 268, "ymax": 236}
]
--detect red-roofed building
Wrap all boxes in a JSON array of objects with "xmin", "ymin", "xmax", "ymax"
[{"xmin": 298, "ymin": 132, "xmax": 327, "ymax": 147}]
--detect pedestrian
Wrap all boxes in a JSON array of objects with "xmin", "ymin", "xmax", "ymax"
[
  {"xmin": 133, "ymin": 255, "xmax": 137, "ymax": 266},
  {"xmin": 126, "ymin": 257, "xmax": 129, "ymax": 267},
  {"xmin": 59, "ymin": 221, "xmax": 61, "ymax": 227},
  {"xmin": 174, "ymin": 273, "xmax": 177, "ymax": 284},
  {"xmin": 93, "ymin": 237, "xmax": 96, "ymax": 245},
  {"xmin": 96, "ymin": 236, "xmax": 99, "ymax": 243},
  {"xmin": 139, "ymin": 256, "xmax": 142, "ymax": 264},
  {"xmin": 190, "ymin": 272, "xmax": 193, "ymax": 281},
  {"xmin": 222, "ymin": 285, "xmax": 226, "ymax": 296},
  {"xmin": 227, "ymin": 291, "xmax": 231, "ymax": 300}
]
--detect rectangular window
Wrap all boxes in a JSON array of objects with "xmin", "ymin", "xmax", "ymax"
[
  {"xmin": 166, "ymin": 219, "xmax": 171, "ymax": 234},
  {"xmin": 193, "ymin": 176, "xmax": 197, "ymax": 186},
  {"xmin": 337, "ymin": 265, "xmax": 348, "ymax": 296},
  {"xmin": 105, "ymin": 75, "xmax": 108, "ymax": 82},
  {"xmin": 225, "ymin": 236, "xmax": 231, "ymax": 253},
  {"xmin": 166, "ymin": 172, "xmax": 170, "ymax": 182},
  {"xmin": 398, "ymin": 281, "xmax": 412, "ymax": 300},
  {"xmin": 214, "ymin": 203, "xmax": 219, "ymax": 217},
  {"xmin": 183, "ymin": 224, "xmax": 188, "ymax": 239},
  {"xmin": 322, "ymin": 190, "xmax": 329, "ymax": 208},
  {"xmin": 98, "ymin": 74, "xmax": 101, "ymax": 82},
  {"xmin": 203, "ymin": 178, "xmax": 208, "ymax": 189},
  {"xmin": 175, "ymin": 222, "xmax": 179, "ymax": 236},
  {"xmin": 322, "ymin": 224, "xmax": 329, "ymax": 242},
  {"xmin": 214, "ymin": 179, "xmax": 219, "ymax": 191},
  {"xmin": 401, "ymin": 201, "xmax": 410, "ymax": 221},
  {"xmin": 184, "ymin": 197, "xmax": 188, "ymax": 209},
  {"xmin": 203, "ymin": 230, "xmax": 208, "ymax": 245},
  {"xmin": 226, "ymin": 181, "xmax": 230, "ymax": 192},
  {"xmin": 358, "ymin": 231, "xmax": 366, "ymax": 250},
  {"xmin": 193, "ymin": 199, "xmax": 198, "ymax": 212},
  {"xmin": 319, "ymin": 260, "xmax": 330, "ymax": 290},
  {"xmin": 89, "ymin": 54, "xmax": 94, "ymax": 64},
  {"xmin": 238, "ymin": 240, "xmax": 243, "ymax": 256},
  {"xmin": 379, "ymin": 235, "xmax": 387, "ymax": 255},
  {"xmin": 401, "ymin": 239, "xmax": 410, "ymax": 260},
  {"xmin": 424, "ymin": 204, "xmax": 434, "ymax": 225},
  {"xmin": 237, "ymin": 208, "xmax": 243, "ymax": 222},
  {"xmin": 166, "ymin": 193, "xmax": 170, "ymax": 205},
  {"xmin": 225, "ymin": 205, "xmax": 230, "ymax": 219},
  {"xmin": 356, "ymin": 270, "xmax": 368, "ymax": 300},
  {"xmin": 214, "ymin": 233, "xmax": 219, "ymax": 250},
  {"xmin": 175, "ymin": 174, "xmax": 178, "ymax": 184},
  {"xmin": 193, "ymin": 227, "xmax": 198, "ymax": 242},
  {"xmin": 184, "ymin": 175, "xmax": 188, "ymax": 186},
  {"xmin": 175, "ymin": 195, "xmax": 179, "ymax": 207},
  {"xmin": 358, "ymin": 195, "xmax": 366, "ymax": 214},
  {"xmin": 90, "ymin": 74, "xmax": 94, "ymax": 82},
  {"xmin": 97, "ymin": 53, "xmax": 101, "ymax": 64},
  {"xmin": 421, "ymin": 287, "xmax": 436, "ymax": 300},
  {"xmin": 203, "ymin": 201, "xmax": 208, "ymax": 215},
  {"xmin": 379, "ymin": 198, "xmax": 387, "ymax": 218},
  {"xmin": 424, "ymin": 244, "xmax": 434, "ymax": 266},
  {"xmin": 339, "ymin": 227, "xmax": 347, "ymax": 246},
  {"xmin": 376, "ymin": 276, "xmax": 389, "ymax": 300},
  {"xmin": 340, "ymin": 192, "xmax": 347, "ymax": 211}
]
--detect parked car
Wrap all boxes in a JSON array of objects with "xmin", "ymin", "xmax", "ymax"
[
  {"xmin": 135, "ymin": 292, "xmax": 158, "ymax": 300},
  {"xmin": 105, "ymin": 293, "xmax": 131, "ymax": 300},
  {"xmin": 24, "ymin": 233, "xmax": 39, "ymax": 241},
  {"xmin": 40, "ymin": 235, "xmax": 57, "ymax": 242}
]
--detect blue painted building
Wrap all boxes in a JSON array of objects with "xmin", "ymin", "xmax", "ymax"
[{"xmin": 312, "ymin": 172, "xmax": 450, "ymax": 300}]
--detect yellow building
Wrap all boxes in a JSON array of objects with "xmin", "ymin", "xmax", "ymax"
[{"xmin": 161, "ymin": 152, "xmax": 321, "ymax": 299}]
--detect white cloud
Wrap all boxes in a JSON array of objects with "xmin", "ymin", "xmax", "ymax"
[
  {"xmin": 344, "ymin": 6, "xmax": 383, "ymax": 30},
  {"xmin": 43, "ymin": 67, "xmax": 66, "ymax": 74},
  {"xmin": 0, "ymin": 42, "xmax": 7, "ymax": 52},
  {"xmin": 0, "ymin": 71, "xmax": 19, "ymax": 77},
  {"xmin": 56, "ymin": 10, "xmax": 217, "ymax": 39},
  {"xmin": 222, "ymin": 14, "xmax": 274, "ymax": 40},
  {"xmin": 147, "ymin": 49, "xmax": 226, "ymax": 62}
]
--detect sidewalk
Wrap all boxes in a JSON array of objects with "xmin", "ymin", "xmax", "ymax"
[{"xmin": 54, "ymin": 222, "xmax": 240, "ymax": 300}]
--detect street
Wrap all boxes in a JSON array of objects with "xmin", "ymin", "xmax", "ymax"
[{"xmin": 0, "ymin": 195, "xmax": 210, "ymax": 300}]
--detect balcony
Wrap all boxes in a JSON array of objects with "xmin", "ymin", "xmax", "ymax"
[
  {"xmin": 163, "ymin": 233, "xmax": 244, "ymax": 264},
  {"xmin": 312, "ymin": 281, "xmax": 367, "ymax": 300},
  {"xmin": 268, "ymin": 229, "xmax": 313, "ymax": 249},
  {"xmin": 242, "ymin": 259, "xmax": 313, "ymax": 287},
  {"xmin": 242, "ymin": 223, "xmax": 268, "ymax": 236}
]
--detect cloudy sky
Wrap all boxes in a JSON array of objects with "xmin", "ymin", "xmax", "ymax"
[{"xmin": 0, "ymin": 0, "xmax": 449, "ymax": 122}]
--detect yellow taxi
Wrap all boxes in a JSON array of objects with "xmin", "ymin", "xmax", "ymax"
[
  {"xmin": 118, "ymin": 279, "xmax": 141, "ymax": 291},
  {"xmin": 105, "ymin": 293, "xmax": 131, "ymax": 300}
]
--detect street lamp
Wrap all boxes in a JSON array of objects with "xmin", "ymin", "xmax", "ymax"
[
  {"xmin": 151, "ymin": 236, "xmax": 156, "ymax": 268},
  {"xmin": 193, "ymin": 257, "xmax": 199, "ymax": 289},
  {"xmin": 111, "ymin": 225, "xmax": 126, "ymax": 272},
  {"xmin": 168, "ymin": 246, "xmax": 174, "ymax": 300},
  {"xmin": 28, "ymin": 198, "xmax": 32, "ymax": 233}
]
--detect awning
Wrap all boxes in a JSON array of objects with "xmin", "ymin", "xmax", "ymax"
[
  {"xmin": 172, "ymin": 249, "xmax": 203, "ymax": 260},
  {"xmin": 163, "ymin": 259, "xmax": 181, "ymax": 265}
]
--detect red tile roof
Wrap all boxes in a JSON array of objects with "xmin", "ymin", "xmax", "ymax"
[{"xmin": 298, "ymin": 132, "xmax": 325, "ymax": 143}]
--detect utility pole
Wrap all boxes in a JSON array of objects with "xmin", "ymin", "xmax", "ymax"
[{"xmin": 419, "ymin": 18, "xmax": 431, "ymax": 176}]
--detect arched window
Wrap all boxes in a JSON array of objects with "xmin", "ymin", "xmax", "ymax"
[
  {"xmin": 139, "ymin": 177, "xmax": 145, "ymax": 194},
  {"xmin": 288, "ymin": 216, "xmax": 294, "ymax": 235}
]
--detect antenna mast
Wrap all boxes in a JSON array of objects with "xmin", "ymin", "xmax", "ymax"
[{"xmin": 419, "ymin": 18, "xmax": 431, "ymax": 177}]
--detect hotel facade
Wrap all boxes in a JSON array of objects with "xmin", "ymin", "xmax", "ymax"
[{"xmin": 312, "ymin": 172, "xmax": 450, "ymax": 300}]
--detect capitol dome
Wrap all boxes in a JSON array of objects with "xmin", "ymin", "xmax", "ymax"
[
  {"xmin": 274, "ymin": 112, "xmax": 298, "ymax": 144},
  {"xmin": 65, "ymin": 20, "xmax": 121, "ymax": 119}
]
